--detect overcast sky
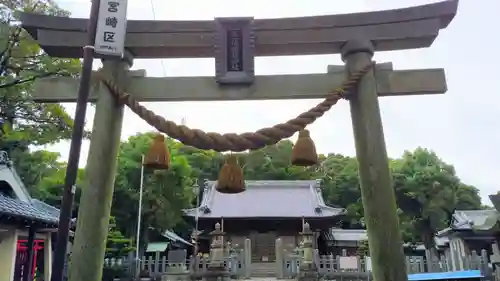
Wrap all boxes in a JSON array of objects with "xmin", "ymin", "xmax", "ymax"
[{"xmin": 48, "ymin": 0, "xmax": 499, "ymax": 203}]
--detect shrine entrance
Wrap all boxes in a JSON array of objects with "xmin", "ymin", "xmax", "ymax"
[
  {"xmin": 19, "ymin": 1, "xmax": 458, "ymax": 281},
  {"xmin": 253, "ymin": 232, "xmax": 276, "ymax": 262},
  {"xmin": 14, "ymin": 239, "xmax": 45, "ymax": 281}
]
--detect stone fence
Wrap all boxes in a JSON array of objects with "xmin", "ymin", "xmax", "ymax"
[{"xmin": 104, "ymin": 239, "xmax": 500, "ymax": 280}]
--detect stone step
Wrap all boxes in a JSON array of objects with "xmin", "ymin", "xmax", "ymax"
[
  {"xmin": 253, "ymin": 249, "xmax": 276, "ymax": 256},
  {"xmin": 251, "ymin": 258, "xmax": 276, "ymax": 262},
  {"xmin": 251, "ymin": 272, "xmax": 276, "ymax": 277},
  {"xmin": 251, "ymin": 271, "xmax": 276, "ymax": 277},
  {"xmin": 251, "ymin": 262, "xmax": 276, "ymax": 277},
  {"xmin": 252, "ymin": 263, "xmax": 275, "ymax": 268}
]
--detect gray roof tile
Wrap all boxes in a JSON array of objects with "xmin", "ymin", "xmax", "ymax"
[
  {"xmin": 328, "ymin": 228, "xmax": 368, "ymax": 241},
  {"xmin": 0, "ymin": 194, "xmax": 59, "ymax": 224},
  {"xmin": 184, "ymin": 180, "xmax": 345, "ymax": 218},
  {"xmin": 162, "ymin": 229, "xmax": 193, "ymax": 246},
  {"xmin": 0, "ymin": 156, "xmax": 61, "ymax": 225},
  {"xmin": 325, "ymin": 228, "xmax": 448, "ymax": 248},
  {"xmin": 451, "ymin": 209, "xmax": 500, "ymax": 231}
]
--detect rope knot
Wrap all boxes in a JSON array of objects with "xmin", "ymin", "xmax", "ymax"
[{"xmin": 337, "ymin": 88, "xmax": 349, "ymax": 100}]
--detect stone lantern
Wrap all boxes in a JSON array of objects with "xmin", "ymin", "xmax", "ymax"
[
  {"xmin": 191, "ymin": 229, "xmax": 199, "ymax": 257},
  {"xmin": 300, "ymin": 222, "xmax": 314, "ymax": 266},
  {"xmin": 203, "ymin": 222, "xmax": 230, "ymax": 281},
  {"xmin": 208, "ymin": 222, "xmax": 225, "ymax": 267},
  {"xmin": 298, "ymin": 222, "xmax": 318, "ymax": 281}
]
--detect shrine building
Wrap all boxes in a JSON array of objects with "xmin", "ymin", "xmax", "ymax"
[{"xmin": 183, "ymin": 179, "xmax": 347, "ymax": 262}]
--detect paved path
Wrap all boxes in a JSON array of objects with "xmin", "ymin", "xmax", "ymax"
[{"xmin": 249, "ymin": 279, "xmax": 294, "ymax": 281}]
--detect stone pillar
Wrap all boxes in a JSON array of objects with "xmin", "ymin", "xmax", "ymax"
[
  {"xmin": 0, "ymin": 229, "xmax": 18, "ymax": 281},
  {"xmin": 68, "ymin": 52, "xmax": 133, "ymax": 281},
  {"xmin": 449, "ymin": 239, "xmax": 459, "ymax": 271},
  {"xmin": 456, "ymin": 238, "xmax": 466, "ymax": 270},
  {"xmin": 275, "ymin": 238, "xmax": 283, "ymax": 279},
  {"xmin": 244, "ymin": 238, "xmax": 251, "ymax": 279},
  {"xmin": 341, "ymin": 39, "xmax": 407, "ymax": 281},
  {"xmin": 491, "ymin": 242, "xmax": 500, "ymax": 265},
  {"xmin": 44, "ymin": 233, "xmax": 52, "ymax": 281}
]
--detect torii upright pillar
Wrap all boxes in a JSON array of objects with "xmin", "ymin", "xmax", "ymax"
[
  {"xmin": 69, "ymin": 52, "xmax": 134, "ymax": 281},
  {"xmin": 342, "ymin": 40, "xmax": 406, "ymax": 281}
]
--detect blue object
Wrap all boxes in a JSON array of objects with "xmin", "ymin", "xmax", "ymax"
[{"xmin": 408, "ymin": 270, "xmax": 483, "ymax": 281}]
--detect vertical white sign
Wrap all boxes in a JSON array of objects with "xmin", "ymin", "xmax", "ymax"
[{"xmin": 94, "ymin": 0, "xmax": 128, "ymax": 56}]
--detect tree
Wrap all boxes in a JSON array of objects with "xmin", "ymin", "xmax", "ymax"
[
  {"xmin": 178, "ymin": 144, "xmax": 223, "ymax": 181},
  {"xmin": 0, "ymin": 0, "xmax": 82, "ymax": 147},
  {"xmin": 34, "ymin": 162, "xmax": 85, "ymax": 215},
  {"xmin": 111, "ymin": 133, "xmax": 195, "ymax": 250},
  {"xmin": 16, "ymin": 126, "xmax": 481, "ymax": 257},
  {"xmin": 391, "ymin": 148, "xmax": 482, "ymax": 252},
  {"xmin": 0, "ymin": 0, "xmax": 88, "ymax": 221},
  {"xmin": 240, "ymin": 140, "xmax": 319, "ymax": 180},
  {"xmin": 8, "ymin": 149, "xmax": 61, "ymax": 195},
  {"xmin": 6, "ymin": 147, "xmax": 85, "ymax": 215},
  {"xmin": 103, "ymin": 216, "xmax": 133, "ymax": 281},
  {"xmin": 306, "ymin": 148, "xmax": 482, "ymax": 243},
  {"xmin": 178, "ymin": 140, "xmax": 319, "ymax": 182},
  {"xmin": 320, "ymin": 154, "xmax": 364, "ymax": 227},
  {"xmin": 105, "ymin": 216, "xmax": 134, "ymax": 259}
]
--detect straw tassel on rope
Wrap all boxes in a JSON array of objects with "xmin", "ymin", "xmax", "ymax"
[
  {"xmin": 217, "ymin": 155, "xmax": 245, "ymax": 194},
  {"xmin": 291, "ymin": 129, "xmax": 318, "ymax": 166},
  {"xmin": 143, "ymin": 134, "xmax": 170, "ymax": 170}
]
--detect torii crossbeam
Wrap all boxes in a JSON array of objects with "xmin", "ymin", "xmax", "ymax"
[
  {"xmin": 19, "ymin": 1, "xmax": 458, "ymax": 281},
  {"xmin": 31, "ymin": 63, "xmax": 446, "ymax": 103}
]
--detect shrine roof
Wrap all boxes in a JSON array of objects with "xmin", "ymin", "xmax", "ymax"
[
  {"xmin": 0, "ymin": 195, "xmax": 60, "ymax": 225},
  {"xmin": 327, "ymin": 228, "xmax": 368, "ymax": 241},
  {"xmin": 451, "ymin": 210, "xmax": 499, "ymax": 231},
  {"xmin": 323, "ymin": 228, "xmax": 448, "ymax": 248},
  {"xmin": 0, "ymin": 151, "xmax": 63, "ymax": 227},
  {"xmin": 436, "ymin": 209, "xmax": 500, "ymax": 237},
  {"xmin": 183, "ymin": 180, "xmax": 346, "ymax": 219}
]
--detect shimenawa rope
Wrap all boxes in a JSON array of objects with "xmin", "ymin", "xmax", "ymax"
[{"xmin": 96, "ymin": 62, "xmax": 374, "ymax": 152}]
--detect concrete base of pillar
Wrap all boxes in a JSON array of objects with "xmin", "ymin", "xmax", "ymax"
[
  {"xmin": 298, "ymin": 264, "xmax": 318, "ymax": 281},
  {"xmin": 202, "ymin": 265, "xmax": 230, "ymax": 281}
]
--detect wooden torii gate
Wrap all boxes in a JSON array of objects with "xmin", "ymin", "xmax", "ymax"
[{"xmin": 20, "ymin": 1, "xmax": 457, "ymax": 281}]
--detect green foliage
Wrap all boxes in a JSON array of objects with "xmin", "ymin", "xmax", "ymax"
[
  {"xmin": 319, "ymin": 147, "xmax": 482, "ymax": 246},
  {"xmin": 390, "ymin": 148, "xmax": 481, "ymax": 248},
  {"xmin": 106, "ymin": 216, "xmax": 134, "ymax": 259},
  {"xmin": 107, "ymin": 135, "xmax": 482, "ymax": 247},
  {"xmin": 357, "ymin": 240, "xmax": 369, "ymax": 256},
  {"xmin": 112, "ymin": 133, "xmax": 195, "ymax": 245},
  {"xmin": 0, "ymin": 0, "xmax": 88, "ymax": 219},
  {"xmin": 9, "ymin": 129, "xmax": 482, "ymax": 250},
  {"xmin": 320, "ymin": 154, "xmax": 364, "ymax": 225},
  {"xmin": 7, "ymin": 147, "xmax": 85, "ymax": 216},
  {"xmin": 238, "ymin": 140, "xmax": 319, "ymax": 180},
  {"xmin": 0, "ymin": 0, "xmax": 84, "ymax": 147}
]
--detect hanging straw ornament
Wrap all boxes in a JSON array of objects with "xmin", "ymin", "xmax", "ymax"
[
  {"xmin": 216, "ymin": 154, "xmax": 245, "ymax": 194},
  {"xmin": 291, "ymin": 129, "xmax": 318, "ymax": 166},
  {"xmin": 143, "ymin": 134, "xmax": 170, "ymax": 170}
]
